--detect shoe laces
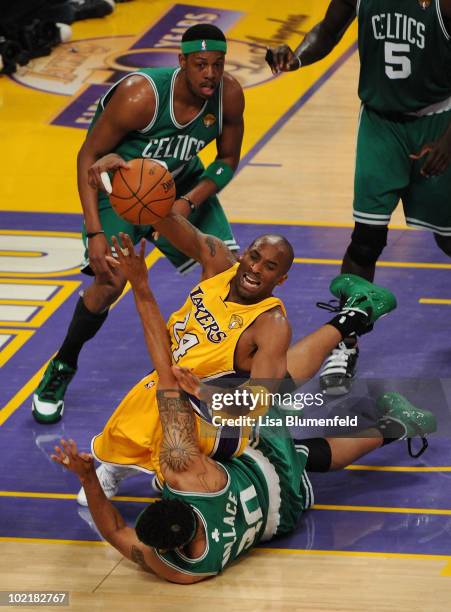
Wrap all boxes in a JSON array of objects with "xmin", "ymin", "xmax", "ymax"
[
  {"xmin": 316, "ymin": 299, "xmax": 341, "ymax": 313},
  {"xmin": 325, "ymin": 341, "xmax": 357, "ymax": 366},
  {"xmin": 40, "ymin": 366, "xmax": 73, "ymax": 400},
  {"xmin": 317, "ymin": 297, "xmax": 368, "ymax": 314},
  {"xmin": 98, "ymin": 467, "xmax": 120, "ymax": 493}
]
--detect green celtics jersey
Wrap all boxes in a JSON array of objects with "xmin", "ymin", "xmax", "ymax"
[
  {"xmin": 92, "ymin": 66, "xmax": 223, "ymax": 179},
  {"xmin": 155, "ymin": 406, "xmax": 312, "ymax": 578},
  {"xmin": 357, "ymin": 0, "xmax": 451, "ymax": 113}
]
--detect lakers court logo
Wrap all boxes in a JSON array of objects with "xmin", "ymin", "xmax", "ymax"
[{"xmin": 11, "ymin": 3, "xmax": 278, "ymax": 129}]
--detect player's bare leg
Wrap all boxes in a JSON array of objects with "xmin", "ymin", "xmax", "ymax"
[
  {"xmin": 326, "ymin": 431, "xmax": 382, "ymax": 469},
  {"xmin": 287, "ymin": 326, "xmax": 342, "ymax": 383},
  {"xmin": 298, "ymin": 393, "xmax": 437, "ymax": 475}
]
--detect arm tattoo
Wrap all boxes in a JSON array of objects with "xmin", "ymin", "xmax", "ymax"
[
  {"xmin": 205, "ymin": 236, "xmax": 216, "ymax": 257},
  {"xmin": 157, "ymin": 389, "xmax": 201, "ymax": 473},
  {"xmin": 131, "ymin": 545, "xmax": 153, "ymax": 573}
]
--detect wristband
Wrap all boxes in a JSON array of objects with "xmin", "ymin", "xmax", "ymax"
[
  {"xmin": 86, "ymin": 230, "xmax": 105, "ymax": 238},
  {"xmin": 179, "ymin": 195, "xmax": 196, "ymax": 212},
  {"xmin": 200, "ymin": 160, "xmax": 234, "ymax": 191}
]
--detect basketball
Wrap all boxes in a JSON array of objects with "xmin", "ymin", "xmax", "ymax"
[{"xmin": 109, "ymin": 158, "xmax": 176, "ymax": 225}]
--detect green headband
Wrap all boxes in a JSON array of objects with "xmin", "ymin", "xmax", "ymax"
[{"xmin": 181, "ymin": 39, "xmax": 227, "ymax": 54}]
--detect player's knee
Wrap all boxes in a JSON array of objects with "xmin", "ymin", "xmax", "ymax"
[
  {"xmin": 434, "ymin": 233, "xmax": 451, "ymax": 258},
  {"xmin": 346, "ymin": 222, "xmax": 388, "ymax": 267},
  {"xmin": 298, "ymin": 438, "xmax": 332, "ymax": 472}
]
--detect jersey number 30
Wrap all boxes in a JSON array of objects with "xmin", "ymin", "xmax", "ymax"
[{"xmin": 384, "ymin": 42, "xmax": 411, "ymax": 79}]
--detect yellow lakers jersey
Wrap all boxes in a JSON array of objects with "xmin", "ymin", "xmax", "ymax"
[
  {"xmin": 167, "ymin": 263, "xmax": 286, "ymax": 378},
  {"xmin": 92, "ymin": 264, "xmax": 287, "ymax": 478}
]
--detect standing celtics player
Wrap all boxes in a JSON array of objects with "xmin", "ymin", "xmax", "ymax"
[
  {"xmin": 266, "ymin": 0, "xmax": 451, "ymax": 395},
  {"xmin": 32, "ymin": 23, "xmax": 245, "ymax": 423}
]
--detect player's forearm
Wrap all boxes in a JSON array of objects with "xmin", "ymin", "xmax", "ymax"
[
  {"xmin": 77, "ymin": 147, "xmax": 103, "ymax": 233},
  {"xmin": 294, "ymin": 22, "xmax": 343, "ymax": 65},
  {"xmin": 81, "ymin": 471, "xmax": 127, "ymax": 539},
  {"xmin": 132, "ymin": 285, "xmax": 175, "ymax": 387},
  {"xmin": 184, "ymin": 176, "xmax": 219, "ymax": 208},
  {"xmin": 157, "ymin": 389, "xmax": 202, "ymax": 475},
  {"xmin": 154, "ymin": 212, "xmax": 204, "ymax": 263}
]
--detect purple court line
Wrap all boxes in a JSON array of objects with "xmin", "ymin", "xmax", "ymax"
[{"xmin": 237, "ymin": 42, "xmax": 358, "ymax": 174}]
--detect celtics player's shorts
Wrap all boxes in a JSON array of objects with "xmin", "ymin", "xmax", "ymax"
[
  {"xmin": 354, "ymin": 105, "xmax": 451, "ymax": 235},
  {"xmin": 81, "ymin": 156, "xmax": 238, "ymax": 275},
  {"xmin": 247, "ymin": 404, "xmax": 314, "ymax": 537}
]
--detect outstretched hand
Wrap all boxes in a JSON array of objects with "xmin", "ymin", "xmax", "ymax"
[
  {"xmin": 172, "ymin": 366, "xmax": 202, "ymax": 399},
  {"xmin": 51, "ymin": 438, "xmax": 95, "ymax": 481},
  {"xmin": 88, "ymin": 153, "xmax": 130, "ymax": 193},
  {"xmin": 106, "ymin": 233, "xmax": 148, "ymax": 290},
  {"xmin": 265, "ymin": 45, "xmax": 301, "ymax": 75}
]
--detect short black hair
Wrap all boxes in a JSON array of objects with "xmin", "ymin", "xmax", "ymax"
[
  {"xmin": 135, "ymin": 499, "xmax": 197, "ymax": 550},
  {"xmin": 250, "ymin": 234, "xmax": 294, "ymax": 273},
  {"xmin": 182, "ymin": 24, "xmax": 226, "ymax": 44}
]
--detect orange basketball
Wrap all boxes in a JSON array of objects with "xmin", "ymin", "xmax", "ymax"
[{"xmin": 110, "ymin": 158, "xmax": 176, "ymax": 225}]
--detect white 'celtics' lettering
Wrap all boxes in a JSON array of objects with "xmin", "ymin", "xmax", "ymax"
[
  {"xmin": 172, "ymin": 313, "xmax": 199, "ymax": 362},
  {"xmin": 221, "ymin": 486, "xmax": 264, "ymax": 568},
  {"xmin": 371, "ymin": 13, "xmax": 425, "ymax": 49},
  {"xmin": 142, "ymin": 135, "xmax": 206, "ymax": 162}
]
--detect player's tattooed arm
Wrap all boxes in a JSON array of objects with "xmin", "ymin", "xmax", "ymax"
[
  {"xmin": 157, "ymin": 389, "xmax": 227, "ymax": 492},
  {"xmin": 131, "ymin": 545, "xmax": 154, "ymax": 573},
  {"xmin": 153, "ymin": 212, "xmax": 236, "ymax": 278},
  {"xmin": 157, "ymin": 389, "xmax": 202, "ymax": 474},
  {"xmin": 130, "ymin": 542, "xmax": 207, "ymax": 584},
  {"xmin": 205, "ymin": 236, "xmax": 217, "ymax": 257}
]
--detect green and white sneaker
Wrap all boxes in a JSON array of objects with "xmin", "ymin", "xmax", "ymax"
[
  {"xmin": 376, "ymin": 392, "xmax": 437, "ymax": 458},
  {"xmin": 319, "ymin": 274, "xmax": 397, "ymax": 395},
  {"xmin": 319, "ymin": 340, "xmax": 359, "ymax": 396},
  {"xmin": 32, "ymin": 359, "xmax": 76, "ymax": 424},
  {"xmin": 330, "ymin": 273, "xmax": 397, "ymax": 324}
]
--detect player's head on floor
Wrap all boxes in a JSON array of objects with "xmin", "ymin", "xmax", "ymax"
[
  {"xmin": 179, "ymin": 24, "xmax": 227, "ymax": 99},
  {"xmin": 135, "ymin": 498, "xmax": 197, "ymax": 551},
  {"xmin": 233, "ymin": 234, "xmax": 294, "ymax": 302}
]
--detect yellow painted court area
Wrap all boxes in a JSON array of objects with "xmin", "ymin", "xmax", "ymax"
[{"xmin": 0, "ymin": 0, "xmax": 357, "ymax": 217}]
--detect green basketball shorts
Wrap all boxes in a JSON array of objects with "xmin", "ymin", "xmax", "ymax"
[
  {"xmin": 354, "ymin": 105, "xmax": 451, "ymax": 235},
  {"xmin": 81, "ymin": 156, "xmax": 238, "ymax": 275}
]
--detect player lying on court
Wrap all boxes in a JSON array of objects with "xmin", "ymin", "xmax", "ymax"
[
  {"xmin": 266, "ymin": 0, "xmax": 451, "ymax": 396},
  {"xmin": 33, "ymin": 22, "xmax": 245, "ymax": 424},
  {"xmin": 72, "ymin": 215, "xmax": 435, "ymax": 503},
  {"xmin": 51, "ymin": 236, "xmax": 437, "ymax": 583}
]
